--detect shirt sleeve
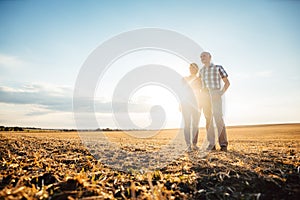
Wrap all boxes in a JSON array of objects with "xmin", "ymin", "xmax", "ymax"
[
  {"xmin": 198, "ymin": 68, "xmax": 202, "ymax": 78},
  {"xmin": 218, "ymin": 65, "xmax": 228, "ymax": 78}
]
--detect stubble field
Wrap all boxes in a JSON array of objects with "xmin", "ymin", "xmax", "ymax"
[{"xmin": 0, "ymin": 124, "xmax": 299, "ymax": 199}]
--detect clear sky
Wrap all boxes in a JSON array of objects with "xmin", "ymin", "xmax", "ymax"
[{"xmin": 0, "ymin": 0, "xmax": 300, "ymax": 129}]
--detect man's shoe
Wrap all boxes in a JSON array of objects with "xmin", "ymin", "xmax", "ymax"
[
  {"xmin": 220, "ymin": 146, "xmax": 227, "ymax": 152},
  {"xmin": 206, "ymin": 145, "xmax": 216, "ymax": 151}
]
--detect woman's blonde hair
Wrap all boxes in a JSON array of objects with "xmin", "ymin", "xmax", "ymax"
[{"xmin": 190, "ymin": 63, "xmax": 198, "ymax": 69}]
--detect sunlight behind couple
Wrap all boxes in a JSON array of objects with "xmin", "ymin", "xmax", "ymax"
[{"xmin": 94, "ymin": 49, "xmax": 208, "ymax": 130}]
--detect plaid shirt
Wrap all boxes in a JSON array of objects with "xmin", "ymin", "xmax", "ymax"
[{"xmin": 199, "ymin": 64, "xmax": 228, "ymax": 89}]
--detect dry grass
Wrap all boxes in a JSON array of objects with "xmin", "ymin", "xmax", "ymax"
[{"xmin": 0, "ymin": 124, "xmax": 299, "ymax": 199}]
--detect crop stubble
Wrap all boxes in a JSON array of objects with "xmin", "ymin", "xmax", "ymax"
[{"xmin": 0, "ymin": 124, "xmax": 299, "ymax": 199}]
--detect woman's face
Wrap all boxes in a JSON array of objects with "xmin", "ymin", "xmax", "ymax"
[{"xmin": 190, "ymin": 66, "xmax": 198, "ymax": 75}]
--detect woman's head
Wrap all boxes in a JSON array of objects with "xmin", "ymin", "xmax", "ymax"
[{"xmin": 189, "ymin": 63, "xmax": 199, "ymax": 75}]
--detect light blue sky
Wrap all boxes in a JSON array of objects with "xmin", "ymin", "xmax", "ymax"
[{"xmin": 0, "ymin": 0, "xmax": 300, "ymax": 129}]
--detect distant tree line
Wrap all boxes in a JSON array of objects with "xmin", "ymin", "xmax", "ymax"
[
  {"xmin": 0, "ymin": 126, "xmax": 24, "ymax": 131},
  {"xmin": 95, "ymin": 128, "xmax": 122, "ymax": 131},
  {"xmin": 0, "ymin": 125, "xmax": 137, "ymax": 132}
]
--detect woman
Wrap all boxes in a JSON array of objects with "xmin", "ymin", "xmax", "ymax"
[{"xmin": 180, "ymin": 63, "xmax": 202, "ymax": 152}]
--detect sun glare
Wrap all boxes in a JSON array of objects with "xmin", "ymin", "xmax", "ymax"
[
  {"xmin": 129, "ymin": 85, "xmax": 181, "ymax": 129},
  {"xmin": 94, "ymin": 49, "xmax": 191, "ymax": 129}
]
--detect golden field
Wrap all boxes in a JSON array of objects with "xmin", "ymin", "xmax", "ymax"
[{"xmin": 0, "ymin": 124, "xmax": 299, "ymax": 199}]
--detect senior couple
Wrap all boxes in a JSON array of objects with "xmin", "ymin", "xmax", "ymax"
[{"xmin": 181, "ymin": 51, "xmax": 230, "ymax": 152}]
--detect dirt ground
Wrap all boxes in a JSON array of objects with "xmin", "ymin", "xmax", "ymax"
[{"xmin": 0, "ymin": 124, "xmax": 299, "ymax": 199}]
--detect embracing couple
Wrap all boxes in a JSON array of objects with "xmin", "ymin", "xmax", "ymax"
[{"xmin": 181, "ymin": 51, "xmax": 230, "ymax": 153}]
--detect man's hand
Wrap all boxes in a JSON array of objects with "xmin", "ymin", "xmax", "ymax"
[{"xmin": 222, "ymin": 77, "xmax": 230, "ymax": 95}]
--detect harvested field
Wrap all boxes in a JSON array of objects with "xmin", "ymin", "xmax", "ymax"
[{"xmin": 0, "ymin": 124, "xmax": 299, "ymax": 199}]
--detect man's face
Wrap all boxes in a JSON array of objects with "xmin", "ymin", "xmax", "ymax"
[{"xmin": 200, "ymin": 52, "xmax": 211, "ymax": 64}]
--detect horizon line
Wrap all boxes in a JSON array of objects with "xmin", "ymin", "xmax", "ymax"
[{"xmin": 1, "ymin": 122, "xmax": 300, "ymax": 131}]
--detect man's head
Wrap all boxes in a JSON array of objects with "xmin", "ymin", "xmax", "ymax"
[
  {"xmin": 200, "ymin": 51, "xmax": 211, "ymax": 66},
  {"xmin": 189, "ymin": 63, "xmax": 198, "ymax": 75}
]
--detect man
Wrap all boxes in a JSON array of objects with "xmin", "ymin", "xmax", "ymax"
[{"xmin": 199, "ymin": 51, "xmax": 230, "ymax": 151}]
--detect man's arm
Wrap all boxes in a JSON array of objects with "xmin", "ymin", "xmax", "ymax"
[
  {"xmin": 218, "ymin": 65, "xmax": 229, "ymax": 95},
  {"xmin": 221, "ymin": 77, "xmax": 230, "ymax": 95}
]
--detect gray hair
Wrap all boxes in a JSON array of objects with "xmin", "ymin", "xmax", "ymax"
[{"xmin": 200, "ymin": 51, "xmax": 211, "ymax": 58}]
